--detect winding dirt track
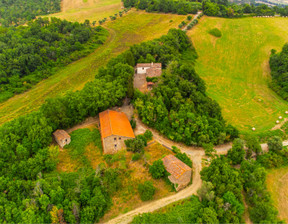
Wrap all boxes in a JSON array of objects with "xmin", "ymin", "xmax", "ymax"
[{"xmin": 105, "ymin": 117, "xmax": 288, "ymax": 224}]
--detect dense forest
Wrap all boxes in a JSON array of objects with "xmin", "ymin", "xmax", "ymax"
[
  {"xmin": 133, "ymin": 137, "xmax": 285, "ymax": 223},
  {"xmin": 0, "ymin": 29, "xmax": 197, "ymax": 222},
  {"xmin": 122, "ymin": 0, "xmax": 284, "ymax": 17},
  {"xmin": 269, "ymin": 43, "xmax": 288, "ymax": 100},
  {"xmin": 0, "ymin": 17, "xmax": 108, "ymax": 102},
  {"xmin": 0, "ymin": 0, "xmax": 61, "ymax": 26},
  {"xmin": 122, "ymin": 0, "xmax": 201, "ymax": 14}
]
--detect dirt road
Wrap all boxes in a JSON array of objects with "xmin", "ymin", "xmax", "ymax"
[{"xmin": 105, "ymin": 117, "xmax": 288, "ymax": 224}]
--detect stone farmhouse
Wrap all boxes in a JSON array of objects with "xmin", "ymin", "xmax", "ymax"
[
  {"xmin": 136, "ymin": 62, "xmax": 162, "ymax": 77},
  {"xmin": 99, "ymin": 110, "xmax": 135, "ymax": 154},
  {"xmin": 162, "ymin": 154, "xmax": 192, "ymax": 191},
  {"xmin": 53, "ymin": 130, "xmax": 71, "ymax": 148}
]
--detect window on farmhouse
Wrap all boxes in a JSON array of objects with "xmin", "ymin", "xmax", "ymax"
[
  {"xmin": 119, "ymin": 137, "xmax": 121, "ymax": 140},
  {"xmin": 114, "ymin": 138, "xmax": 116, "ymax": 141}
]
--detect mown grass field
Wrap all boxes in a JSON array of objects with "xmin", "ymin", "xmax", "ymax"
[
  {"xmin": 0, "ymin": 10, "xmax": 185, "ymax": 125},
  {"xmin": 189, "ymin": 17, "xmax": 288, "ymax": 134},
  {"xmin": 48, "ymin": 0, "xmax": 122, "ymax": 23},
  {"xmin": 267, "ymin": 167, "xmax": 288, "ymax": 222}
]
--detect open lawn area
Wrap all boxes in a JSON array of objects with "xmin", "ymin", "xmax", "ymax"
[
  {"xmin": 189, "ymin": 17, "xmax": 288, "ymax": 134},
  {"xmin": 55, "ymin": 127, "xmax": 175, "ymax": 222},
  {"xmin": 0, "ymin": 10, "xmax": 185, "ymax": 125},
  {"xmin": 267, "ymin": 166, "xmax": 288, "ymax": 222},
  {"xmin": 47, "ymin": 0, "xmax": 122, "ymax": 23}
]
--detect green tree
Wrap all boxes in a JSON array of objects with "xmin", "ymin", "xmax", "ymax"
[
  {"xmin": 149, "ymin": 160, "xmax": 166, "ymax": 179},
  {"xmin": 227, "ymin": 138, "xmax": 245, "ymax": 165},
  {"xmin": 245, "ymin": 135, "xmax": 262, "ymax": 155},
  {"xmin": 267, "ymin": 136, "xmax": 282, "ymax": 152},
  {"xmin": 138, "ymin": 181, "xmax": 156, "ymax": 201}
]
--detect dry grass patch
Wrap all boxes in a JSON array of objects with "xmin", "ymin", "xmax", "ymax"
[
  {"xmin": 99, "ymin": 142, "xmax": 175, "ymax": 222},
  {"xmin": 267, "ymin": 166, "xmax": 288, "ymax": 222},
  {"xmin": 48, "ymin": 0, "xmax": 122, "ymax": 23}
]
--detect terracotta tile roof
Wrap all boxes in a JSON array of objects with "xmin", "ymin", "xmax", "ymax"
[
  {"xmin": 53, "ymin": 130, "xmax": 70, "ymax": 141},
  {"xmin": 162, "ymin": 155, "xmax": 191, "ymax": 180},
  {"xmin": 147, "ymin": 82, "xmax": 154, "ymax": 86},
  {"xmin": 136, "ymin": 63, "xmax": 162, "ymax": 68},
  {"xmin": 146, "ymin": 67, "xmax": 162, "ymax": 77},
  {"xmin": 99, "ymin": 110, "xmax": 135, "ymax": 139}
]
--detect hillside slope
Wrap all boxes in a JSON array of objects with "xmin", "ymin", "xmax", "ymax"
[
  {"xmin": 189, "ymin": 17, "xmax": 288, "ymax": 133},
  {"xmin": 0, "ymin": 11, "xmax": 185, "ymax": 125}
]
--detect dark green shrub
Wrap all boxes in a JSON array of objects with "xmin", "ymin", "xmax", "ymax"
[
  {"xmin": 208, "ymin": 28, "xmax": 222, "ymax": 37},
  {"xmin": 132, "ymin": 153, "xmax": 142, "ymax": 161},
  {"xmin": 138, "ymin": 181, "xmax": 156, "ymax": 201},
  {"xmin": 130, "ymin": 118, "xmax": 136, "ymax": 129},
  {"xmin": 149, "ymin": 159, "xmax": 166, "ymax": 179},
  {"xmin": 267, "ymin": 136, "xmax": 283, "ymax": 152},
  {"xmin": 125, "ymin": 138, "xmax": 145, "ymax": 153},
  {"xmin": 144, "ymin": 130, "xmax": 153, "ymax": 141}
]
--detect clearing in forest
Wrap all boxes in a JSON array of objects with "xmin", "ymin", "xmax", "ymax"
[
  {"xmin": 267, "ymin": 167, "xmax": 288, "ymax": 222},
  {"xmin": 189, "ymin": 17, "xmax": 288, "ymax": 134},
  {"xmin": 0, "ymin": 10, "xmax": 185, "ymax": 125},
  {"xmin": 55, "ymin": 126, "xmax": 175, "ymax": 222},
  {"xmin": 48, "ymin": 0, "xmax": 122, "ymax": 23}
]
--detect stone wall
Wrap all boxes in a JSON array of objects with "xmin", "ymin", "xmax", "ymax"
[
  {"xmin": 103, "ymin": 135, "xmax": 133, "ymax": 154},
  {"xmin": 168, "ymin": 169, "xmax": 192, "ymax": 191}
]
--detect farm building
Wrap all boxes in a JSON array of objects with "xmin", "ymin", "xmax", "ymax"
[
  {"xmin": 53, "ymin": 130, "xmax": 71, "ymax": 148},
  {"xmin": 162, "ymin": 154, "xmax": 192, "ymax": 191},
  {"xmin": 99, "ymin": 110, "xmax": 135, "ymax": 154},
  {"xmin": 136, "ymin": 62, "xmax": 162, "ymax": 77}
]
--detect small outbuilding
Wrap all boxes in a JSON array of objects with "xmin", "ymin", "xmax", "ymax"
[
  {"xmin": 162, "ymin": 154, "xmax": 192, "ymax": 191},
  {"xmin": 99, "ymin": 110, "xmax": 135, "ymax": 154},
  {"xmin": 53, "ymin": 130, "xmax": 71, "ymax": 148}
]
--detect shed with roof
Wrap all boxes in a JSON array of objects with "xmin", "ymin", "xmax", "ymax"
[
  {"xmin": 162, "ymin": 154, "xmax": 192, "ymax": 191},
  {"xmin": 53, "ymin": 130, "xmax": 71, "ymax": 148},
  {"xmin": 99, "ymin": 110, "xmax": 135, "ymax": 154}
]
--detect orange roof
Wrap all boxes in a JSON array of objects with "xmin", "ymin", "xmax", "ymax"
[
  {"xmin": 99, "ymin": 110, "xmax": 135, "ymax": 139},
  {"xmin": 162, "ymin": 155, "xmax": 191, "ymax": 179}
]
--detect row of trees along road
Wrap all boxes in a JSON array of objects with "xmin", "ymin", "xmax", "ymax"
[{"xmin": 122, "ymin": 0, "xmax": 288, "ymax": 18}]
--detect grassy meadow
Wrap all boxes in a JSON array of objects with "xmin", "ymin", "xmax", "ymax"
[
  {"xmin": 47, "ymin": 0, "xmax": 122, "ymax": 23},
  {"xmin": 0, "ymin": 10, "xmax": 185, "ymax": 125},
  {"xmin": 189, "ymin": 17, "xmax": 288, "ymax": 134},
  {"xmin": 267, "ymin": 167, "xmax": 288, "ymax": 222}
]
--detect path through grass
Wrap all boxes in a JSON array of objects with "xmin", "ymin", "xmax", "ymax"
[
  {"xmin": 189, "ymin": 17, "xmax": 288, "ymax": 134},
  {"xmin": 0, "ymin": 10, "xmax": 185, "ymax": 125}
]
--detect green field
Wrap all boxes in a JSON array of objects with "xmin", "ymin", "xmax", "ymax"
[
  {"xmin": 189, "ymin": 17, "xmax": 288, "ymax": 134},
  {"xmin": 0, "ymin": 10, "xmax": 185, "ymax": 125},
  {"xmin": 267, "ymin": 167, "xmax": 288, "ymax": 222}
]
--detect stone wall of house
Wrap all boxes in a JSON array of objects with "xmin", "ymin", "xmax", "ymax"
[
  {"xmin": 55, "ymin": 137, "xmax": 71, "ymax": 148},
  {"xmin": 168, "ymin": 169, "xmax": 192, "ymax": 191},
  {"xmin": 103, "ymin": 135, "xmax": 132, "ymax": 154},
  {"xmin": 137, "ymin": 67, "xmax": 150, "ymax": 74}
]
